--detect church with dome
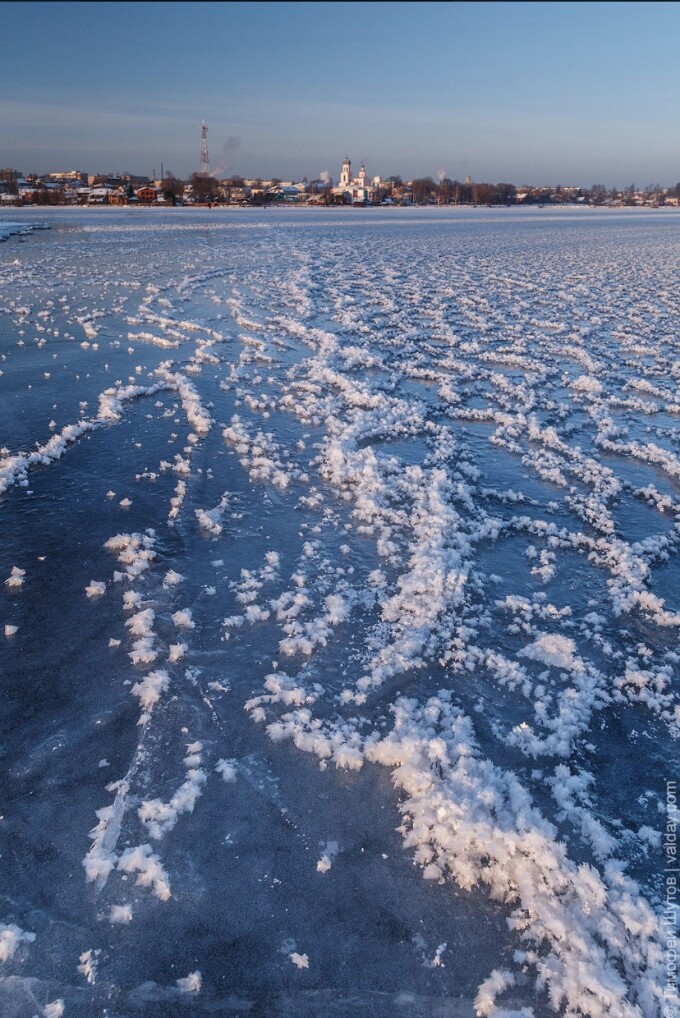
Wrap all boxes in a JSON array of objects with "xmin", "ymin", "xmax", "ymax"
[{"xmin": 332, "ymin": 156, "xmax": 381, "ymax": 203}]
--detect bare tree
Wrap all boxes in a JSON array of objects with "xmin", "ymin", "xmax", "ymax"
[
  {"xmin": 589, "ymin": 184, "xmax": 607, "ymax": 204},
  {"xmin": 437, "ymin": 178, "xmax": 454, "ymax": 204},
  {"xmin": 190, "ymin": 172, "xmax": 220, "ymax": 203},
  {"xmin": 493, "ymin": 182, "xmax": 517, "ymax": 205},
  {"xmin": 411, "ymin": 177, "xmax": 435, "ymax": 204},
  {"xmin": 161, "ymin": 173, "xmax": 184, "ymax": 205},
  {"xmin": 0, "ymin": 168, "xmax": 20, "ymax": 195}
]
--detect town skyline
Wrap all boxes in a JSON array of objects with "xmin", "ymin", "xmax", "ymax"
[
  {"xmin": 3, "ymin": 2, "xmax": 680, "ymax": 188},
  {"xmin": 4, "ymin": 160, "xmax": 680, "ymax": 210},
  {"xmin": 4, "ymin": 143, "xmax": 680, "ymax": 196},
  {"xmin": 5, "ymin": 133, "xmax": 680, "ymax": 198}
]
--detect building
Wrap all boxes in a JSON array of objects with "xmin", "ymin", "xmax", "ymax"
[
  {"xmin": 332, "ymin": 156, "xmax": 380, "ymax": 203},
  {"xmin": 47, "ymin": 170, "xmax": 87, "ymax": 184},
  {"xmin": 135, "ymin": 186, "xmax": 159, "ymax": 204},
  {"xmin": 88, "ymin": 187, "xmax": 113, "ymax": 204},
  {"xmin": 88, "ymin": 174, "xmax": 124, "ymax": 188}
]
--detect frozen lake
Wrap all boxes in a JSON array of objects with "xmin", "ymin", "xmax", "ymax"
[{"xmin": 0, "ymin": 206, "xmax": 678, "ymax": 1017}]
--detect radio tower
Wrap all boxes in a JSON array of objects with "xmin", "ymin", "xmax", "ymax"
[{"xmin": 200, "ymin": 121, "xmax": 210, "ymax": 176}]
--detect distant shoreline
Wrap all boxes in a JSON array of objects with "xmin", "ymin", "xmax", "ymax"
[{"xmin": 2, "ymin": 202, "xmax": 679, "ymax": 214}]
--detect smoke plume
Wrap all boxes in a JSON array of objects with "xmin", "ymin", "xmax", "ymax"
[{"xmin": 211, "ymin": 136, "xmax": 241, "ymax": 178}]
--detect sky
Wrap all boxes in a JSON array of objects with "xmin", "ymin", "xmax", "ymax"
[{"xmin": 2, "ymin": 1, "xmax": 680, "ymax": 187}]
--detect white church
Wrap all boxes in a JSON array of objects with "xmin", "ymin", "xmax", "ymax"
[{"xmin": 332, "ymin": 156, "xmax": 381, "ymax": 203}]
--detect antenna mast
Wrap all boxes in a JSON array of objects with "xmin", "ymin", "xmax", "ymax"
[{"xmin": 200, "ymin": 121, "xmax": 210, "ymax": 176}]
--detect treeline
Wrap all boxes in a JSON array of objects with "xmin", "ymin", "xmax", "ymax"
[
  {"xmin": 409, "ymin": 178, "xmax": 519, "ymax": 204},
  {"xmin": 405, "ymin": 178, "xmax": 680, "ymax": 206}
]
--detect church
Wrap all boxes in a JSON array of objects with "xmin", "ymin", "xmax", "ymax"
[{"xmin": 332, "ymin": 156, "xmax": 381, "ymax": 203}]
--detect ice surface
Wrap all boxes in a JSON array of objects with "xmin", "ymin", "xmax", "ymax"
[
  {"xmin": 0, "ymin": 221, "xmax": 48, "ymax": 243},
  {"xmin": 0, "ymin": 206, "xmax": 678, "ymax": 1017}
]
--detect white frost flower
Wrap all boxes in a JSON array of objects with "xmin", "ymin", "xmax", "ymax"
[
  {"xmin": 43, "ymin": 1003, "xmax": 65, "ymax": 1018},
  {"xmin": 4, "ymin": 566, "xmax": 25, "ymax": 589},
  {"xmin": 176, "ymin": 970, "xmax": 202, "ymax": 993},
  {"xmin": 0, "ymin": 923, "xmax": 35, "ymax": 961},
  {"xmin": 172, "ymin": 608, "xmax": 195, "ymax": 629},
  {"xmin": 109, "ymin": 905, "xmax": 133, "ymax": 924},
  {"xmin": 215, "ymin": 758, "xmax": 238, "ymax": 782}
]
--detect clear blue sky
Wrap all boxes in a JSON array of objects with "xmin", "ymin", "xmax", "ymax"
[{"xmin": 2, "ymin": 1, "xmax": 680, "ymax": 186}]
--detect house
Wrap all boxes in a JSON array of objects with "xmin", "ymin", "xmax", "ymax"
[
  {"xmin": 135, "ymin": 186, "xmax": 159, "ymax": 204},
  {"xmin": 88, "ymin": 187, "xmax": 113, "ymax": 204}
]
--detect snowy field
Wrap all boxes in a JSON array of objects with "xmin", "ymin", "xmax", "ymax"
[{"xmin": 0, "ymin": 206, "xmax": 678, "ymax": 1017}]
